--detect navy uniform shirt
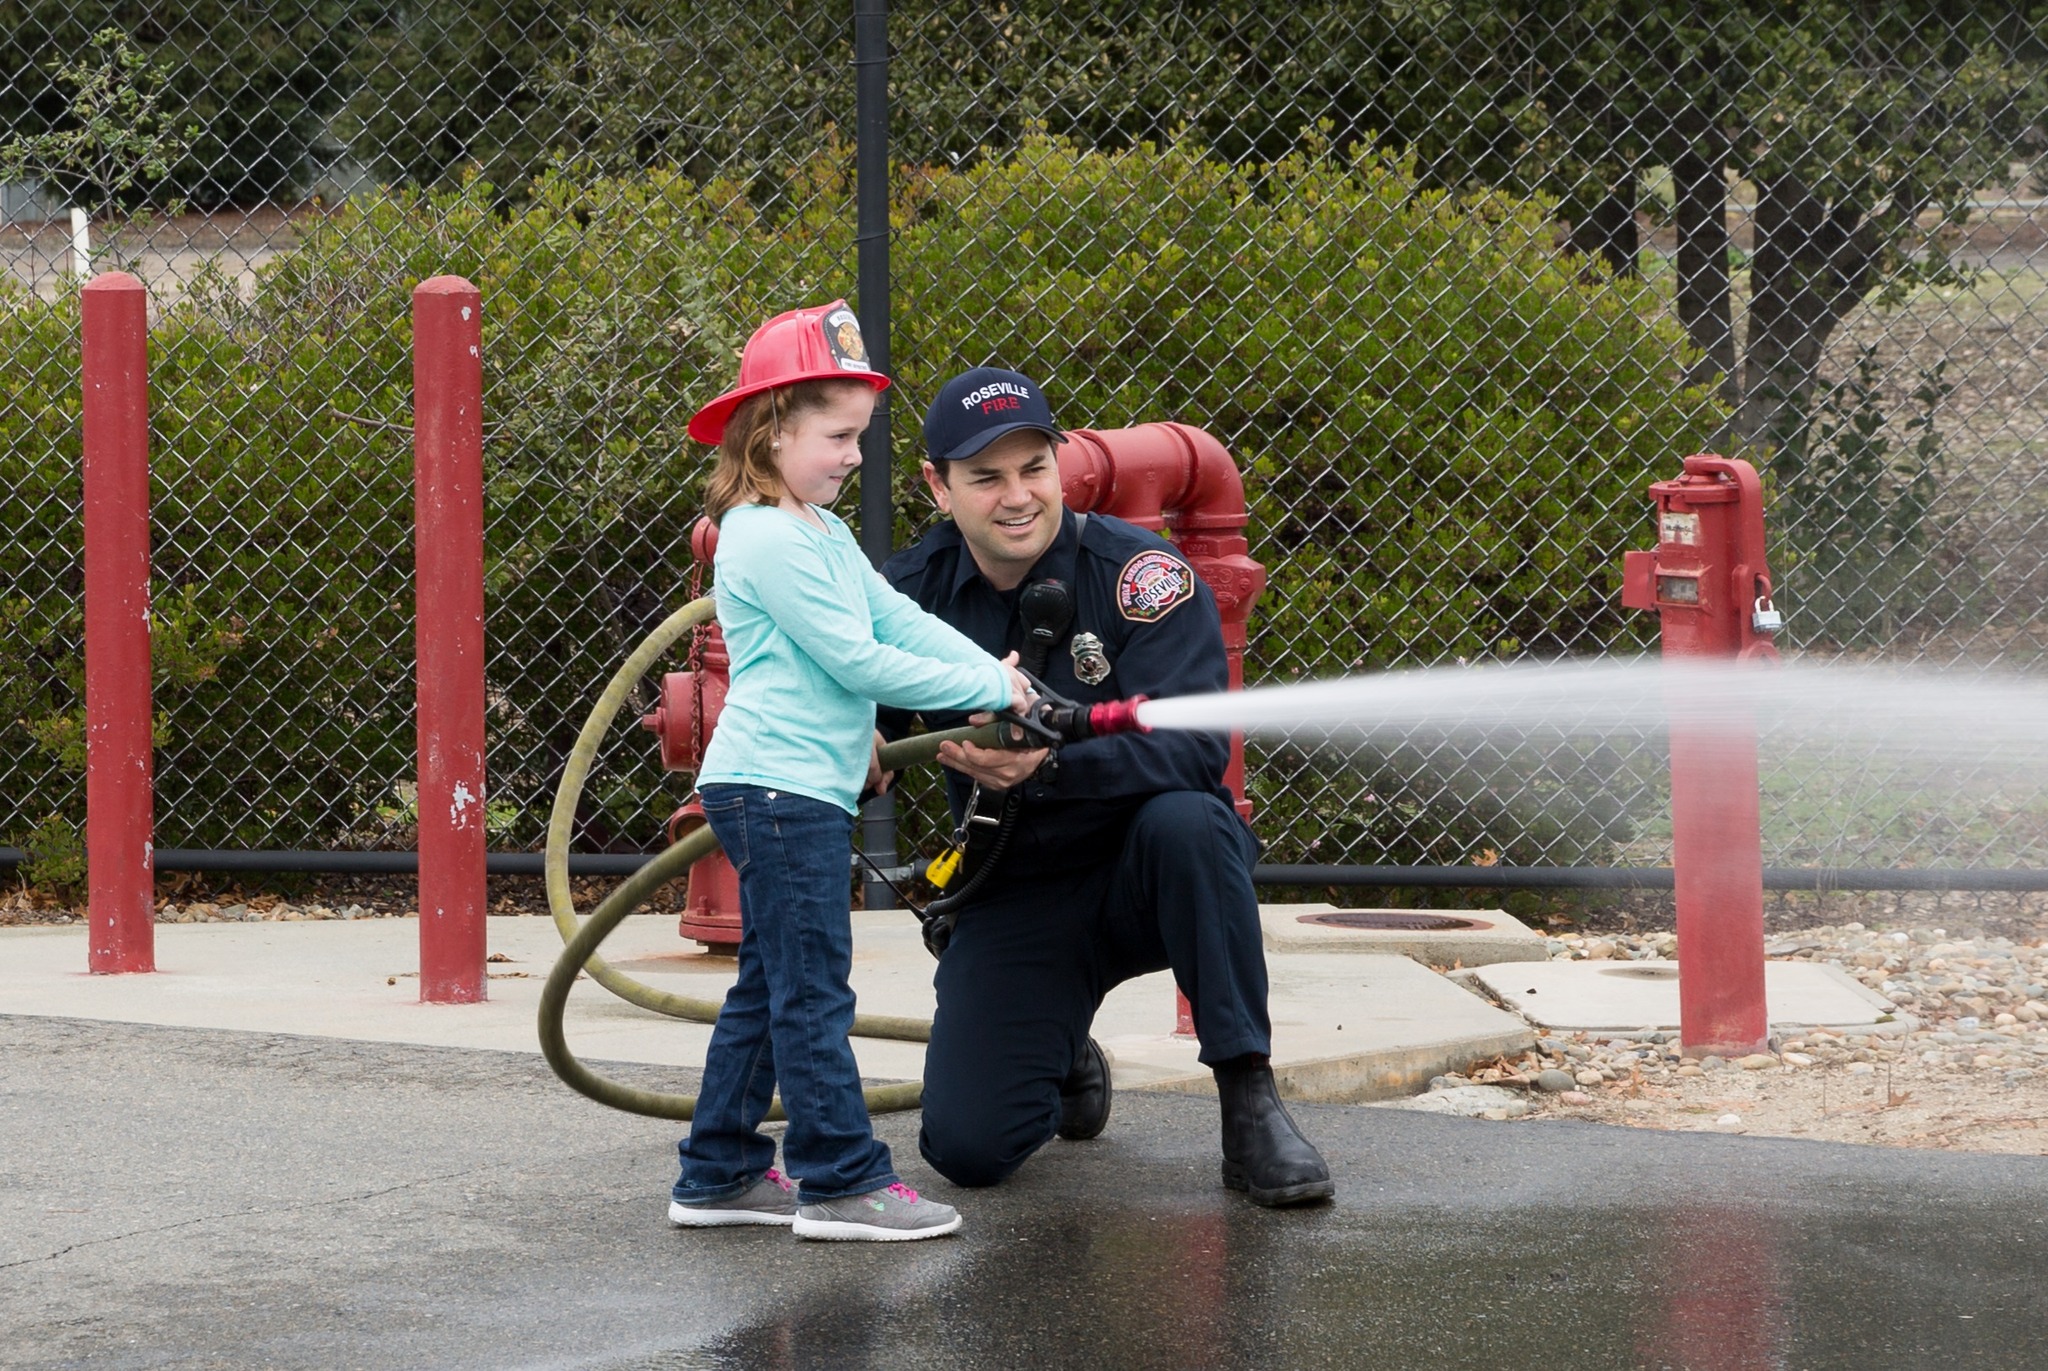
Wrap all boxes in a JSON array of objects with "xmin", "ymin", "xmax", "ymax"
[{"xmin": 879, "ymin": 508, "xmax": 1233, "ymax": 839}]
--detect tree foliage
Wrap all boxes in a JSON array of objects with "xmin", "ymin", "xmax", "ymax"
[
  {"xmin": 402, "ymin": 2, "xmax": 2044, "ymax": 441},
  {"xmin": 0, "ymin": 2, "xmax": 380, "ymax": 207},
  {"xmin": 3, "ymin": 135, "xmax": 1715, "ymax": 869},
  {"xmin": 0, "ymin": 28, "xmax": 191, "ymax": 213}
]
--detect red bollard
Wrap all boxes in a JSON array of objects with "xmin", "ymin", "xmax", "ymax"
[
  {"xmin": 413, "ymin": 277, "xmax": 488, "ymax": 1003},
  {"xmin": 81, "ymin": 272, "xmax": 156, "ymax": 974},
  {"xmin": 1622, "ymin": 454, "xmax": 1780, "ymax": 1057}
]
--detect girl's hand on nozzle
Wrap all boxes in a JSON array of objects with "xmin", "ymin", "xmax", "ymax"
[
  {"xmin": 865, "ymin": 730, "xmax": 895, "ymax": 798},
  {"xmin": 1000, "ymin": 650, "xmax": 1034, "ymax": 714}
]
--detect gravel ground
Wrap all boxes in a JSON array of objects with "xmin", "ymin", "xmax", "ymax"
[{"xmin": 1400, "ymin": 921, "xmax": 2048, "ymax": 1155}]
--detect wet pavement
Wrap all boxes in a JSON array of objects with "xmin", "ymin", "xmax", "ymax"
[{"xmin": 5, "ymin": 1014, "xmax": 2044, "ymax": 1370}]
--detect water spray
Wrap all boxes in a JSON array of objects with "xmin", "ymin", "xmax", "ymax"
[{"xmin": 1132, "ymin": 656, "xmax": 2048, "ymax": 762}]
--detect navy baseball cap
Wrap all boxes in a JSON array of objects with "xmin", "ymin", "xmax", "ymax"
[{"xmin": 923, "ymin": 366, "xmax": 1067, "ymax": 463}]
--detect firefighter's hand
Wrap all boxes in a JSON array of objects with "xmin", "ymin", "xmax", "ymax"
[
  {"xmin": 866, "ymin": 730, "xmax": 895, "ymax": 798},
  {"xmin": 937, "ymin": 736, "xmax": 1048, "ymax": 789}
]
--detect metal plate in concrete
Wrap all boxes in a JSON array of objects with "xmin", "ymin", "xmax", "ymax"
[
  {"xmin": 1260, "ymin": 901, "xmax": 1549, "ymax": 967},
  {"xmin": 1468, "ymin": 958, "xmax": 1911, "ymax": 1036}
]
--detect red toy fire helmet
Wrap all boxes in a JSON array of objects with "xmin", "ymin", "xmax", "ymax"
[{"xmin": 687, "ymin": 299, "xmax": 891, "ymax": 444}]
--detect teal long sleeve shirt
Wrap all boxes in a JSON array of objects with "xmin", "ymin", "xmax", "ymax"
[{"xmin": 695, "ymin": 502, "xmax": 1013, "ymax": 814}]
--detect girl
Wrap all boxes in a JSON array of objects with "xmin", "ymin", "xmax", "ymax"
[{"xmin": 666, "ymin": 300, "xmax": 1028, "ymax": 1242}]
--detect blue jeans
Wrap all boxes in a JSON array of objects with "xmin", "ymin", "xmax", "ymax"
[
  {"xmin": 672, "ymin": 783, "xmax": 897, "ymax": 1206},
  {"xmin": 920, "ymin": 790, "xmax": 1270, "ymax": 1187}
]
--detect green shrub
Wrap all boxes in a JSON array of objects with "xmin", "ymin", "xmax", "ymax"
[
  {"xmin": 876, "ymin": 134, "xmax": 1721, "ymax": 863},
  {"xmin": 0, "ymin": 171, "xmax": 732, "ymax": 857},
  {"xmin": 0, "ymin": 3, "xmax": 374, "ymax": 208},
  {"xmin": 1, "ymin": 136, "xmax": 1719, "ymax": 872}
]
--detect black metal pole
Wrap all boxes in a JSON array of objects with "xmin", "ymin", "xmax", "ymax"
[
  {"xmin": 1252, "ymin": 865, "xmax": 2048, "ymax": 893},
  {"xmin": 0, "ymin": 849, "xmax": 657, "ymax": 876},
  {"xmin": 7, "ymin": 846, "xmax": 2045, "ymax": 892},
  {"xmin": 854, "ymin": 0, "xmax": 892, "ymax": 564},
  {"xmin": 854, "ymin": 0, "xmax": 896, "ymax": 909}
]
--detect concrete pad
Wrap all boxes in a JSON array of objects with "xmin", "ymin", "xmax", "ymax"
[
  {"xmin": 1260, "ymin": 901, "xmax": 1550, "ymax": 968},
  {"xmin": 0, "ymin": 915, "xmax": 912, "ymax": 1078},
  {"xmin": 0, "ymin": 914, "xmax": 735, "ymax": 1068},
  {"xmin": 1468, "ymin": 958, "xmax": 1913, "ymax": 1037},
  {"xmin": 1098, "ymin": 951, "xmax": 1534, "ymax": 1102},
  {"xmin": 0, "ymin": 912, "xmax": 1533, "ymax": 1105}
]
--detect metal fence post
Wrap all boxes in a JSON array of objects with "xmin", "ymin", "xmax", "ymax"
[
  {"xmin": 413, "ymin": 276, "xmax": 488, "ymax": 1004},
  {"xmin": 855, "ymin": 0, "xmax": 897, "ymax": 910},
  {"xmin": 81, "ymin": 272, "xmax": 156, "ymax": 974}
]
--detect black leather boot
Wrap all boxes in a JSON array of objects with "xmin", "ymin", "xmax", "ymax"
[
  {"xmin": 1215, "ymin": 1056, "xmax": 1334, "ymax": 1206},
  {"xmin": 1056, "ymin": 1037, "xmax": 1112, "ymax": 1141}
]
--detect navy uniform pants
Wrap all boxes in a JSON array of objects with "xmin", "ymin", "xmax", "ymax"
[{"xmin": 918, "ymin": 790, "xmax": 1272, "ymax": 1188}]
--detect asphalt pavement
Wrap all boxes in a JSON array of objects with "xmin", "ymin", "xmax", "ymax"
[{"xmin": 4, "ymin": 1014, "xmax": 2044, "ymax": 1370}]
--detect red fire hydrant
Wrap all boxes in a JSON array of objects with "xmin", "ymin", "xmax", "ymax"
[
  {"xmin": 640, "ymin": 518, "xmax": 744, "ymax": 953},
  {"xmin": 1621, "ymin": 453, "xmax": 1781, "ymax": 1057}
]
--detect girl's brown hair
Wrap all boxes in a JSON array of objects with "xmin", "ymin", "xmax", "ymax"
[{"xmin": 700, "ymin": 379, "xmax": 871, "ymax": 523}]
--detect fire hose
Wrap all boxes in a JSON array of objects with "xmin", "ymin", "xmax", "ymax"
[{"xmin": 537, "ymin": 595, "xmax": 1143, "ymax": 1122}]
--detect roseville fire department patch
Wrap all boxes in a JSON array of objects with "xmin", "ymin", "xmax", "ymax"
[{"xmin": 1116, "ymin": 550, "xmax": 1193, "ymax": 622}]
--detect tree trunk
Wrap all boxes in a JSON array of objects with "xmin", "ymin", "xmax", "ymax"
[
  {"xmin": 1738, "ymin": 172, "xmax": 1884, "ymax": 445},
  {"xmin": 1671, "ymin": 150, "xmax": 1735, "ymax": 404},
  {"xmin": 1568, "ymin": 189, "xmax": 1639, "ymax": 279}
]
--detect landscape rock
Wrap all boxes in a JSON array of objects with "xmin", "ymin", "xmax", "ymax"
[{"xmin": 1377, "ymin": 1085, "xmax": 1527, "ymax": 1118}]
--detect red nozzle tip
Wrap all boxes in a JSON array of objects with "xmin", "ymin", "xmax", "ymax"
[{"xmin": 1088, "ymin": 696, "xmax": 1151, "ymax": 737}]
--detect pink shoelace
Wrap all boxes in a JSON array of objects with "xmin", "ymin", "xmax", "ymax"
[
  {"xmin": 763, "ymin": 1168, "xmax": 793, "ymax": 1193},
  {"xmin": 885, "ymin": 1182, "xmax": 921, "ymax": 1204}
]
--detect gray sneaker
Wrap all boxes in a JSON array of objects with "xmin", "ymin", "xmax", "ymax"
[
  {"xmin": 793, "ymin": 1181, "xmax": 962, "ymax": 1242},
  {"xmin": 667, "ymin": 1168, "xmax": 797, "ymax": 1227}
]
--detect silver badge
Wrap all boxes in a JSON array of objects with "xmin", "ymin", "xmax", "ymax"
[{"xmin": 1070, "ymin": 632, "xmax": 1111, "ymax": 686}]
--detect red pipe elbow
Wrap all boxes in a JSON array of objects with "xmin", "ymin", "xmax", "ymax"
[{"xmin": 1057, "ymin": 422, "xmax": 1247, "ymax": 533}]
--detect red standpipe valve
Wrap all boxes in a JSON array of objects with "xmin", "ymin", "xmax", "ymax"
[{"xmin": 1620, "ymin": 453, "xmax": 1777, "ymax": 1058}]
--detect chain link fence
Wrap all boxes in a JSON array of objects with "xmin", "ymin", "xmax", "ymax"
[{"xmin": 4, "ymin": 3, "xmax": 2048, "ymax": 885}]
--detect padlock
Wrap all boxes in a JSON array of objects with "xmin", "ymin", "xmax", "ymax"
[{"xmin": 1751, "ymin": 597, "xmax": 1783, "ymax": 635}]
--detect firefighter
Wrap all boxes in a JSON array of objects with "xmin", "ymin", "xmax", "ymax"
[{"xmin": 877, "ymin": 367, "xmax": 1334, "ymax": 1207}]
